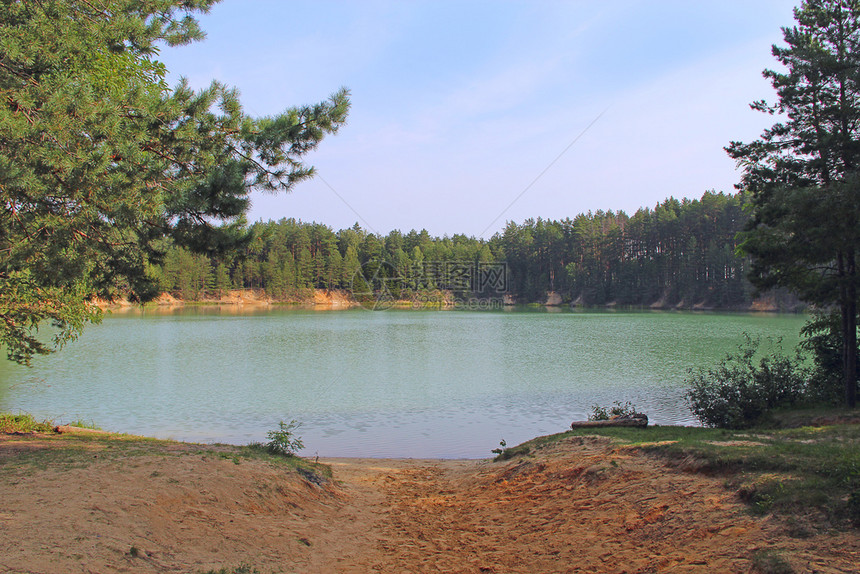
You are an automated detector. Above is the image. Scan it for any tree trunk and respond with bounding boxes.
[842,252,857,409]
[841,250,858,408]
[842,301,857,408]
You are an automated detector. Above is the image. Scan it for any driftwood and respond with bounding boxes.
[571,414,648,429]
[54,425,109,435]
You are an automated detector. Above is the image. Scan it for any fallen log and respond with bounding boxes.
[571,414,648,429]
[54,425,109,435]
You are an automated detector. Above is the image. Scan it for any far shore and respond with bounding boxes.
[92,287,804,313]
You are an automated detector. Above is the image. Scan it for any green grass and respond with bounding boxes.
[0,432,175,475]
[639,425,860,525]
[0,413,332,485]
[0,435,332,485]
[65,419,101,430]
[762,404,860,428]
[496,416,860,530]
[0,436,331,480]
[0,412,55,433]
[492,425,737,461]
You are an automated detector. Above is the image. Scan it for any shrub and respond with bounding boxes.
[264,420,304,456]
[685,335,808,429]
[589,401,639,421]
[490,439,507,456]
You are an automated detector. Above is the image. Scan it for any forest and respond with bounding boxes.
[153,190,769,308]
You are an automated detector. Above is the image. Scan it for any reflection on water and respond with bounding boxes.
[0,307,806,458]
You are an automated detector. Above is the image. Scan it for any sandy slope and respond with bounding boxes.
[0,434,856,573]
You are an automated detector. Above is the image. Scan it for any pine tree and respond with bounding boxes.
[727,0,860,406]
[263,252,285,297]
[342,245,362,289]
[0,0,349,363]
[326,248,344,290]
[214,262,231,297]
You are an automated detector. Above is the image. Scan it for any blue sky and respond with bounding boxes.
[158,0,798,238]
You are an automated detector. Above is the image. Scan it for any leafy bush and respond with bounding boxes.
[685,335,808,429]
[589,401,639,421]
[490,439,507,456]
[263,420,304,456]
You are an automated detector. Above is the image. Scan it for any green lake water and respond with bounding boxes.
[0,307,807,458]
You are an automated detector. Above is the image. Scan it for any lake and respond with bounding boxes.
[0,307,807,458]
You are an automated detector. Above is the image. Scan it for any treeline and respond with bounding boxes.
[151,191,758,307]
[152,222,497,300]
[500,192,751,306]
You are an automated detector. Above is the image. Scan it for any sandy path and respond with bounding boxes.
[323,438,858,573]
[0,434,857,573]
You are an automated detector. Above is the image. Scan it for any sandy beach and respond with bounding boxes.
[0,432,857,573]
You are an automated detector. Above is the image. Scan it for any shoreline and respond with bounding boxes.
[94,287,805,314]
[1,425,856,573]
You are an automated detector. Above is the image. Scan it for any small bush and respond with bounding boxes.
[589,401,639,421]
[264,420,304,456]
[685,335,808,429]
[490,439,507,456]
